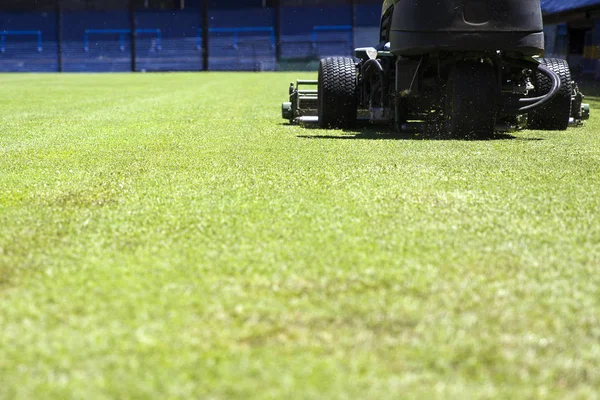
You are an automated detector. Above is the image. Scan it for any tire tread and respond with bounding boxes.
[444,61,497,139]
[318,57,358,128]
[528,58,572,131]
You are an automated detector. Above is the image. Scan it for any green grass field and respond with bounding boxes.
[1,72,599,399]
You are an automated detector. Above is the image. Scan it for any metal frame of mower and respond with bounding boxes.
[282,0,590,138]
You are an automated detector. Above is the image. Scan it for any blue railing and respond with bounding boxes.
[311,25,353,49]
[84,28,162,52]
[198,26,275,50]
[0,30,43,53]
[0,11,359,72]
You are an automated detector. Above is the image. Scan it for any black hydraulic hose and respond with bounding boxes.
[362,59,388,106]
[362,59,385,84]
[517,65,561,104]
[501,62,561,113]
[362,58,384,78]
[516,65,561,112]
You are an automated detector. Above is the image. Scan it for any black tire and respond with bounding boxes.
[318,57,358,128]
[528,58,572,131]
[444,61,498,139]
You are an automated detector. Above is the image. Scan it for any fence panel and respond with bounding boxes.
[208,8,276,71]
[0,12,58,72]
[354,4,381,48]
[0,5,379,73]
[136,10,203,72]
[62,11,131,72]
[280,6,353,63]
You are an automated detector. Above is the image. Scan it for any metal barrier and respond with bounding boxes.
[311,25,353,49]
[84,28,162,52]
[0,30,43,53]
[0,12,359,72]
[197,26,276,50]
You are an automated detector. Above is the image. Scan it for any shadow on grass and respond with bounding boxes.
[285,76,597,142]
[295,124,544,142]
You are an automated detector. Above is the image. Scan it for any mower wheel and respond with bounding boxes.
[444,61,498,139]
[528,58,572,131]
[318,57,358,128]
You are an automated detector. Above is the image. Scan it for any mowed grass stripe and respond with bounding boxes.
[0,73,599,399]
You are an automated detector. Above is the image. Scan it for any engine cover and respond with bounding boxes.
[389,0,544,56]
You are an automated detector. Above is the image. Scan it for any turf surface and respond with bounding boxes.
[1,72,599,398]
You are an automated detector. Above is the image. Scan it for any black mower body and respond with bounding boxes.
[283,0,590,137]
[388,0,544,56]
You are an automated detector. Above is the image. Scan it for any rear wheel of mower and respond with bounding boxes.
[528,58,572,131]
[444,61,498,139]
[318,57,358,128]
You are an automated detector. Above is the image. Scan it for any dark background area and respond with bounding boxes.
[0,0,383,72]
[1,0,599,75]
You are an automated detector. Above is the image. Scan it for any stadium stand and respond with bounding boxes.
[1,0,599,75]
[0,1,381,72]
[0,12,58,72]
[542,0,600,78]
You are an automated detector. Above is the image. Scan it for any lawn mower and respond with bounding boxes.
[282,0,590,138]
